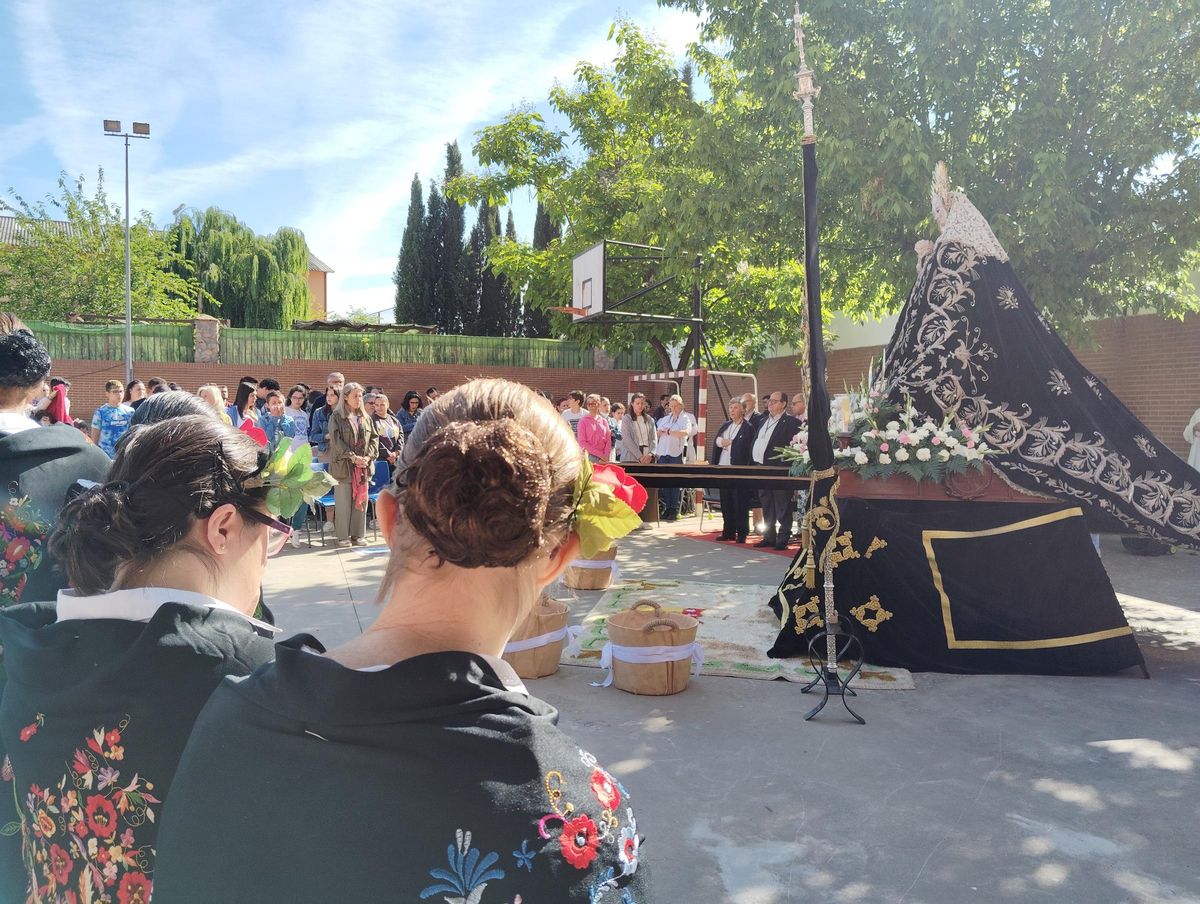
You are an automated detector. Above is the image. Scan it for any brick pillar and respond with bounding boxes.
[193,315,221,364]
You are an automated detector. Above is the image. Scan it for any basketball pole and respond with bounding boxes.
[690,255,703,431]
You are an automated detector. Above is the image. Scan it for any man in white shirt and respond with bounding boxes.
[655,394,696,521]
[751,391,803,549]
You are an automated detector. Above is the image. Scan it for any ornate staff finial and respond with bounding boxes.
[793,2,820,142]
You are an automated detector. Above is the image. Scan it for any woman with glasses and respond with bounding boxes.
[0,415,285,904]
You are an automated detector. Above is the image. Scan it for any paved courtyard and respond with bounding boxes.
[263,522,1200,904]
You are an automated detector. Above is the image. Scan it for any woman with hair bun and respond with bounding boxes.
[0,415,286,903]
[154,378,650,902]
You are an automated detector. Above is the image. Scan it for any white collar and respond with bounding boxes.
[56,587,282,635]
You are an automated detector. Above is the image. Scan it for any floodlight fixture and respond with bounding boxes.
[132,122,149,136]
[103,119,121,133]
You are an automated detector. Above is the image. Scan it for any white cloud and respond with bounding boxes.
[7,0,703,320]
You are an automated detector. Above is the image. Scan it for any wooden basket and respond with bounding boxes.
[502,597,571,679]
[606,600,700,696]
[563,544,618,590]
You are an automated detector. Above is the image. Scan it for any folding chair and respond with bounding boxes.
[699,489,722,532]
[365,460,391,542]
[306,462,336,548]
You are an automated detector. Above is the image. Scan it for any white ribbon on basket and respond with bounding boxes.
[592,641,705,688]
[567,558,622,583]
[504,625,583,657]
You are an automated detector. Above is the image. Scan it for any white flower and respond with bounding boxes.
[916,447,931,462]
[944,435,959,447]
[937,450,950,462]
[853,451,869,466]
[895,448,910,462]
[878,453,891,465]
[885,421,900,432]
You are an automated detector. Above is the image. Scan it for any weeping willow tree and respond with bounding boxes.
[170,208,312,328]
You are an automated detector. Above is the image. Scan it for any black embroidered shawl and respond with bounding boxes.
[878,192,1200,549]
[152,637,649,903]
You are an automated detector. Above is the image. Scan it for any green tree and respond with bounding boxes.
[438,142,470,333]
[664,0,1200,334]
[170,208,312,329]
[522,199,559,337]
[0,170,206,321]
[393,173,426,324]
[422,181,446,327]
[472,203,508,335]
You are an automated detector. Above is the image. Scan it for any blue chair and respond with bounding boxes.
[366,460,391,541]
[306,462,336,548]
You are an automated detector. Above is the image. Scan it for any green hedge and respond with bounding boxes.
[25,321,194,363]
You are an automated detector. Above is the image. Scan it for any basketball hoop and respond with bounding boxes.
[548,306,589,316]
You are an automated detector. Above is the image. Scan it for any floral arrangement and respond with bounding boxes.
[781,389,995,483]
[572,458,648,557]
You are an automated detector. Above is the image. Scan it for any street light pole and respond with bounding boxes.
[103,120,150,386]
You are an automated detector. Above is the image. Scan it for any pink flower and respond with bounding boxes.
[962,427,973,438]
[898,432,911,445]
[869,390,880,398]
[966,440,976,449]
[931,436,942,445]
[879,442,889,452]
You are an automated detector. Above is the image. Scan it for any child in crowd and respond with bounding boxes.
[90,378,135,456]
[260,389,297,454]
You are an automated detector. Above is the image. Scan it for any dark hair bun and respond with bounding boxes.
[403,420,553,568]
[49,482,147,595]
[0,330,51,387]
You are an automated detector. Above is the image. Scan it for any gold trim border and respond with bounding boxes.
[922,507,1134,650]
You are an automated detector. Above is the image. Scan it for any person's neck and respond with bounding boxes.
[113,555,252,616]
[329,566,524,668]
[731,417,743,425]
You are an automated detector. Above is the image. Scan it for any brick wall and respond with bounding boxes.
[49,359,643,424]
[752,312,1200,460]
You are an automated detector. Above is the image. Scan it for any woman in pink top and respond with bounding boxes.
[577,393,612,462]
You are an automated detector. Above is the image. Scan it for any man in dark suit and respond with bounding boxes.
[751,390,802,549]
[741,392,765,431]
[710,398,756,542]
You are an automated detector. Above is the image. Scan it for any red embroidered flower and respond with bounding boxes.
[96,846,110,865]
[117,872,152,904]
[85,794,118,840]
[590,768,621,810]
[72,749,90,776]
[6,537,30,565]
[104,729,121,747]
[559,814,599,869]
[589,464,648,514]
[19,721,39,742]
[48,843,72,885]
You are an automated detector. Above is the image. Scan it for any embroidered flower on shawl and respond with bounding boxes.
[1134,435,1158,459]
[18,720,159,901]
[1047,369,1072,396]
[996,286,1019,310]
[560,814,600,869]
[617,811,640,876]
[590,769,621,811]
[513,838,536,871]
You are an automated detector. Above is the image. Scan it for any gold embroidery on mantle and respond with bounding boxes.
[864,536,888,559]
[792,596,825,633]
[829,532,860,569]
[850,596,893,633]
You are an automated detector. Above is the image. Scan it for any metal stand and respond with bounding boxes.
[801,626,866,724]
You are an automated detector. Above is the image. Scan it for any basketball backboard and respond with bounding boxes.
[571,242,606,321]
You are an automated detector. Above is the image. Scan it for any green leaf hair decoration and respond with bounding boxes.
[247,442,337,519]
[570,456,647,558]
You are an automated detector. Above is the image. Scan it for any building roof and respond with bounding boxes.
[0,215,332,274]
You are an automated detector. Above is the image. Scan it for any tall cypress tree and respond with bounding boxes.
[393,174,425,323]
[463,211,485,335]
[472,202,505,335]
[525,199,559,337]
[438,142,468,333]
[422,181,446,327]
[500,210,520,336]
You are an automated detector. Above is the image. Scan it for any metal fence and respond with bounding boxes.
[220,328,655,370]
[25,321,194,363]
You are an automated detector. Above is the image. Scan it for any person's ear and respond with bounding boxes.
[203,503,242,557]
[537,532,580,587]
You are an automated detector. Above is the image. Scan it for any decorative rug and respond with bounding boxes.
[559,579,915,689]
[672,530,798,557]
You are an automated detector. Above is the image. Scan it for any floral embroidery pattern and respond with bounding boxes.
[0,492,50,607]
[18,717,159,904]
[1047,369,1072,396]
[420,828,505,903]
[512,839,535,872]
[19,714,43,743]
[996,286,1019,310]
[1134,435,1158,459]
[534,751,641,898]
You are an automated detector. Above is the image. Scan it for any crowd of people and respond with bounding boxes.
[0,315,648,901]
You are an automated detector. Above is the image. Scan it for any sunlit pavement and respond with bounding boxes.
[263,525,1200,904]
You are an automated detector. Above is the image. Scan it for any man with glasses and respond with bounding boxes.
[751,391,803,549]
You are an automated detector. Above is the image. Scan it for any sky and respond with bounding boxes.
[0,0,703,319]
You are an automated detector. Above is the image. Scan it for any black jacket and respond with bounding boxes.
[153,637,649,902]
[0,424,111,605]
[0,601,276,902]
[754,413,803,465]
[709,418,755,466]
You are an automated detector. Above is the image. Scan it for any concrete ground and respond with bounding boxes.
[264,521,1200,904]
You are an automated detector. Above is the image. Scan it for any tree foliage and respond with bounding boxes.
[0,171,205,321]
[393,173,427,324]
[169,207,312,329]
[452,2,1200,361]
